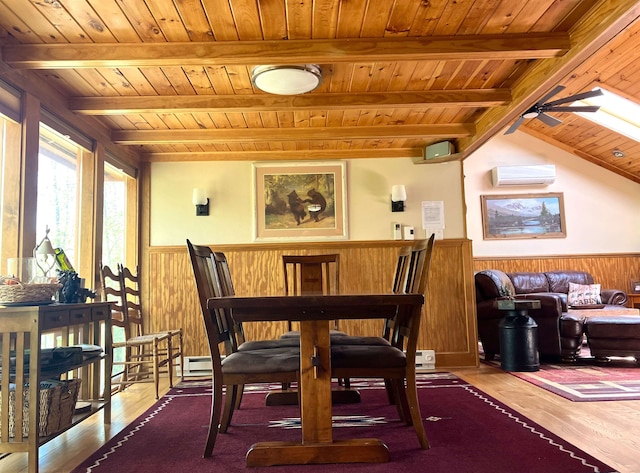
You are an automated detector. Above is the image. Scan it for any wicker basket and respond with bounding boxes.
[0,378,81,437]
[0,282,61,304]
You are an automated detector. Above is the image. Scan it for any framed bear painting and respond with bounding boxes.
[253,161,348,241]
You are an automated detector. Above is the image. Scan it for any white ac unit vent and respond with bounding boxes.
[491,165,556,187]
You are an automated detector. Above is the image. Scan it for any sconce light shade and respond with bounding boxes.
[192,188,210,216]
[391,185,407,212]
[251,65,322,95]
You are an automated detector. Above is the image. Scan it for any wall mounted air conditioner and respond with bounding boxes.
[491,165,556,187]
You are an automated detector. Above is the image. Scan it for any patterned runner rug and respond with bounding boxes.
[483,354,640,402]
[72,373,615,473]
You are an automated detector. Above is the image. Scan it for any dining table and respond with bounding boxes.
[207,292,424,467]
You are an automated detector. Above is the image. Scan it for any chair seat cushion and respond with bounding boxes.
[330,345,406,369]
[329,334,391,346]
[222,348,299,374]
[238,338,300,351]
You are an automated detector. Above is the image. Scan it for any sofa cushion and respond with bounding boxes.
[545,271,594,293]
[567,282,602,306]
[508,272,549,294]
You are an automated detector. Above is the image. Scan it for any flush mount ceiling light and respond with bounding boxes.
[251,64,322,95]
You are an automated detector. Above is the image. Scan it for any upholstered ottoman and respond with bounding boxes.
[584,316,640,362]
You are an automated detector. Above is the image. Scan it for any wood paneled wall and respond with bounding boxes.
[473,254,640,298]
[143,239,479,369]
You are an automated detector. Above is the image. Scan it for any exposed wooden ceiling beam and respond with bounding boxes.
[457,0,640,158]
[112,124,473,144]
[69,89,511,115]
[2,34,570,69]
[143,148,424,162]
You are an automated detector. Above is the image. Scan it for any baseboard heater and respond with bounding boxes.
[181,350,436,376]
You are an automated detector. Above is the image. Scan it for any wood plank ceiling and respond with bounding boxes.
[1,0,640,183]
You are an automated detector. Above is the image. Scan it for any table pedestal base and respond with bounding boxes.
[265,388,361,406]
[245,438,389,466]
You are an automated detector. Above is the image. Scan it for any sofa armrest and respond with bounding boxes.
[514,293,564,316]
[601,289,627,306]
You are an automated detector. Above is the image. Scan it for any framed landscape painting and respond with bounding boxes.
[481,193,566,240]
[254,161,347,241]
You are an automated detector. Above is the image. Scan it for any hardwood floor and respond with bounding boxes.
[2,364,639,473]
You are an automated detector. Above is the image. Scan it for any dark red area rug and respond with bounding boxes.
[72,374,616,473]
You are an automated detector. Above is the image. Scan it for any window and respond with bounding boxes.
[576,87,640,142]
[102,162,127,268]
[37,123,80,268]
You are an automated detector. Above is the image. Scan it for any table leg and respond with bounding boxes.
[245,319,388,466]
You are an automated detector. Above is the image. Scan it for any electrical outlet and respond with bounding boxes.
[415,349,436,370]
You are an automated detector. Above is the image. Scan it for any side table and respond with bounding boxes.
[495,299,541,372]
[627,293,640,309]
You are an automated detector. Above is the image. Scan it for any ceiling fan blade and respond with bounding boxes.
[544,105,601,113]
[504,116,525,134]
[536,112,563,127]
[543,88,604,107]
[534,85,566,106]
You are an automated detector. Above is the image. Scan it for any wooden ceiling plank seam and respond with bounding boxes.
[284,0,312,40]
[455,0,502,35]
[311,0,339,38]
[256,0,286,40]
[551,0,600,33]
[408,0,449,37]
[199,0,239,41]
[115,1,167,42]
[1,0,70,44]
[172,0,216,42]
[383,0,420,38]
[85,0,143,42]
[360,0,395,37]
[0,34,573,68]
[228,0,264,40]
[112,68,160,96]
[50,0,118,43]
[479,0,526,34]
[433,0,475,36]
[224,64,253,95]
[532,0,587,33]
[136,67,179,96]
[160,66,198,94]
[182,65,215,94]
[144,0,192,41]
[335,0,368,38]
[504,0,557,34]
[366,61,396,91]
[0,3,43,43]
[97,68,143,96]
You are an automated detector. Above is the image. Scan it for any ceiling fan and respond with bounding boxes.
[505,85,603,134]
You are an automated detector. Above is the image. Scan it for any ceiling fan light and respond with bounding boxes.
[251,65,322,95]
[522,111,539,119]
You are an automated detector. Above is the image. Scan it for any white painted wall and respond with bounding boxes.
[464,132,640,256]
[150,158,466,246]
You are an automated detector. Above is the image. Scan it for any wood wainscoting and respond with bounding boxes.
[143,239,479,369]
[473,254,640,298]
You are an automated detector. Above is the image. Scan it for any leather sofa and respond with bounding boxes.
[475,269,628,361]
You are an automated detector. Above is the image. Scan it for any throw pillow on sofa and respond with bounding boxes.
[568,282,602,306]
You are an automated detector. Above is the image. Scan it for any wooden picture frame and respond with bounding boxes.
[253,161,347,241]
[631,280,640,294]
[480,193,566,240]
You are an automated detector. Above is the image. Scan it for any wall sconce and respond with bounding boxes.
[391,185,407,212]
[192,188,210,216]
[33,225,57,278]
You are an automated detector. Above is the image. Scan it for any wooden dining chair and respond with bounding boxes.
[186,239,300,457]
[99,263,184,399]
[329,235,436,449]
[282,254,341,332]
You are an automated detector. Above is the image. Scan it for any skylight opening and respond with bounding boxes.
[576,87,640,143]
